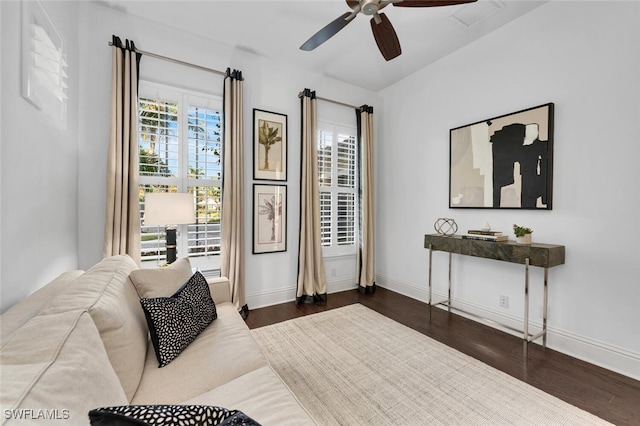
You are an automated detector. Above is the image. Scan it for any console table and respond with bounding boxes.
[424,234,565,357]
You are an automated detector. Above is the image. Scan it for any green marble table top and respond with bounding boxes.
[424,234,565,268]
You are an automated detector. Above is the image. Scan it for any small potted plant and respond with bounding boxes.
[513,224,533,244]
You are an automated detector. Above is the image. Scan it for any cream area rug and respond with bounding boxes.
[251,304,611,426]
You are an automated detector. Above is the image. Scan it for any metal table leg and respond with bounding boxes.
[524,258,530,359]
[428,244,433,322]
[447,252,452,313]
[543,267,548,348]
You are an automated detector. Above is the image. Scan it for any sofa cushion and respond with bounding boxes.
[0,270,84,340]
[0,311,128,425]
[40,255,147,401]
[183,366,317,426]
[130,257,192,299]
[131,304,269,404]
[207,277,232,305]
[88,405,260,426]
[140,272,217,367]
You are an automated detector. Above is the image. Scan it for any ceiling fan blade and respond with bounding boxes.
[300,12,355,51]
[346,0,359,9]
[393,0,477,7]
[370,13,402,61]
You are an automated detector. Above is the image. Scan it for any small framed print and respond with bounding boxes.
[253,109,287,181]
[253,184,287,254]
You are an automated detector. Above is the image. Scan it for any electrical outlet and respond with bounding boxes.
[331,268,336,277]
[499,295,509,308]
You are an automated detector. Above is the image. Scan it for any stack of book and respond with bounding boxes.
[461,229,508,242]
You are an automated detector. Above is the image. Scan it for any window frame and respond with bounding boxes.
[138,81,223,272]
[317,120,359,258]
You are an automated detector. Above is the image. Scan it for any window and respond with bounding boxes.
[317,122,358,256]
[138,82,222,272]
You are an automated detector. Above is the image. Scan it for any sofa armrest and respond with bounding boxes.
[207,277,231,305]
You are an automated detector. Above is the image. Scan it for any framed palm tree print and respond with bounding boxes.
[253,109,287,181]
[253,184,287,254]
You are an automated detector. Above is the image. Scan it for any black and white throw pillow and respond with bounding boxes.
[88,405,261,426]
[140,271,217,367]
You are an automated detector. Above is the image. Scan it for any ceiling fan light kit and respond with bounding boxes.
[300,0,478,61]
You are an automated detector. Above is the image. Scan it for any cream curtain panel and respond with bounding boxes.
[296,89,327,304]
[221,69,248,317]
[103,36,141,264]
[356,106,375,293]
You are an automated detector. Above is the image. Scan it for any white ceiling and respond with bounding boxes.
[103,0,548,91]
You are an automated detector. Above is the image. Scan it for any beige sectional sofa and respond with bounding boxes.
[0,255,316,425]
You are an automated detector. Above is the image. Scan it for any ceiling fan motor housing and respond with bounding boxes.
[361,0,380,15]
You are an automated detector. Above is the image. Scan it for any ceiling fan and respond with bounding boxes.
[300,0,478,61]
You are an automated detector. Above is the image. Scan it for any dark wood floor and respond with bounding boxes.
[245,287,640,426]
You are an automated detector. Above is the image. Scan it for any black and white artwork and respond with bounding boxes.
[449,103,554,209]
[252,184,287,254]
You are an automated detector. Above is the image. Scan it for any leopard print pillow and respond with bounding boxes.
[88,404,261,426]
[140,271,217,367]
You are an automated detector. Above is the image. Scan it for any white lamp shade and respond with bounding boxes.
[144,193,196,226]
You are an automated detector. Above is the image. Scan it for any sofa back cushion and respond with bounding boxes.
[40,255,147,401]
[130,258,233,305]
[0,311,128,424]
[129,257,193,298]
[0,270,84,340]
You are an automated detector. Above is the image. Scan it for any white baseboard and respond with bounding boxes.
[327,278,359,294]
[247,278,358,310]
[376,273,640,381]
[246,286,297,310]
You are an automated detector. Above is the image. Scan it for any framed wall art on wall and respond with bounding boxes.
[253,109,287,181]
[253,184,287,254]
[449,103,554,209]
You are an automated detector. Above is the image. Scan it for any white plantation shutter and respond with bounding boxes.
[320,192,332,247]
[139,98,179,177]
[337,134,356,246]
[138,82,222,271]
[317,123,357,255]
[318,130,332,186]
[187,104,222,181]
[186,101,222,259]
[337,134,356,188]
[337,193,355,245]
[318,129,333,248]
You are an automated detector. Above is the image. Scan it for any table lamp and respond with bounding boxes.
[144,192,195,264]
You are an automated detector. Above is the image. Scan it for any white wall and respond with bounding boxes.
[377,1,640,379]
[1,0,4,310]
[76,3,379,309]
[1,1,80,313]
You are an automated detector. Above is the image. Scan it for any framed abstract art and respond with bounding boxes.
[449,103,554,209]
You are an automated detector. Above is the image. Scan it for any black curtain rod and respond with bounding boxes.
[107,40,226,77]
[319,96,359,110]
[298,91,359,110]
